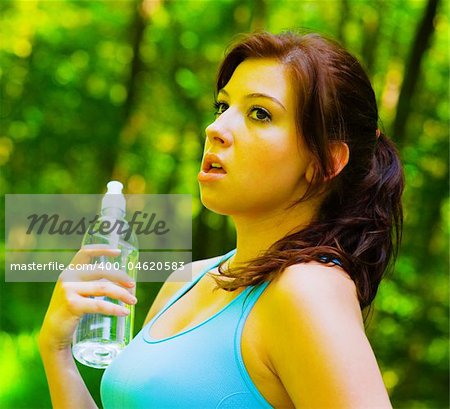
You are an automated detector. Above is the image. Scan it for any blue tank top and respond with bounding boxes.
[101,249,273,408]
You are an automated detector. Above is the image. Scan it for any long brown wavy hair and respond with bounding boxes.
[210,32,404,311]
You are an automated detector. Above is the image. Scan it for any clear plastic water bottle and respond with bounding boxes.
[72,181,138,369]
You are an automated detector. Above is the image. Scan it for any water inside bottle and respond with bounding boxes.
[72,340,124,369]
[72,243,139,368]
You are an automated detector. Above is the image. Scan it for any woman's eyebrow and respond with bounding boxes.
[245,93,287,111]
[218,89,287,111]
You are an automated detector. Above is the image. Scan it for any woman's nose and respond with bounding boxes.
[205,116,233,147]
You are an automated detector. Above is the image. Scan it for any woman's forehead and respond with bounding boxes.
[220,58,292,106]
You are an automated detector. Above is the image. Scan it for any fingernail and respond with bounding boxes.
[129,296,138,304]
[121,308,130,315]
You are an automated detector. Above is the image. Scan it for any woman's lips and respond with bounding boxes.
[197,168,227,182]
[199,152,227,182]
[202,153,226,173]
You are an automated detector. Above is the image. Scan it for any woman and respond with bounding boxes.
[39,32,403,408]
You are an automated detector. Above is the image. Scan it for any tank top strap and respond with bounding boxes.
[240,280,271,316]
[233,280,272,407]
[319,255,342,267]
[153,248,237,321]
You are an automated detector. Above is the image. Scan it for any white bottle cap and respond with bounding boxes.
[101,180,126,212]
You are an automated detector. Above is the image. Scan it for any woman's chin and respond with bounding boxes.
[200,200,232,216]
[199,194,237,216]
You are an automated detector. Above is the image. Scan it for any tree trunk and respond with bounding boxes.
[360,0,383,74]
[110,0,157,181]
[123,2,148,120]
[392,0,439,145]
[336,0,350,46]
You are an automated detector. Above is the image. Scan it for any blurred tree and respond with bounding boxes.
[393,0,440,146]
[0,0,448,408]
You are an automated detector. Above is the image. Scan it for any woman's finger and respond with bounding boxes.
[69,294,131,317]
[76,281,138,305]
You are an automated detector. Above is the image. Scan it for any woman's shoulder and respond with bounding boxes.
[257,262,390,408]
[142,254,224,327]
[272,261,358,302]
[259,261,363,333]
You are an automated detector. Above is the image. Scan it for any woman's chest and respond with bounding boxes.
[149,275,294,408]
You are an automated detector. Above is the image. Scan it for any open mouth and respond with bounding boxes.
[198,158,227,182]
[205,162,226,174]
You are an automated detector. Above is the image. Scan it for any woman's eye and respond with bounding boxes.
[214,101,228,117]
[249,107,271,122]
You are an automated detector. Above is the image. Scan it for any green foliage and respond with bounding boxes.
[1,0,448,408]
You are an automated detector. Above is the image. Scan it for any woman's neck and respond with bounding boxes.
[229,201,317,267]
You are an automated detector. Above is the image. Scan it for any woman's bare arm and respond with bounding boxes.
[39,344,98,409]
[264,262,392,409]
[39,247,136,409]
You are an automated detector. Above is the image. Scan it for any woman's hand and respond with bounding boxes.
[39,247,137,352]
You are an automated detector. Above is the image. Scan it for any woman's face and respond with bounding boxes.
[198,58,314,217]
